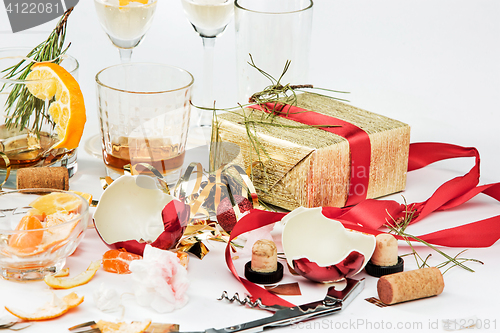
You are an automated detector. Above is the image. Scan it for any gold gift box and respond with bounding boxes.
[213,93,411,210]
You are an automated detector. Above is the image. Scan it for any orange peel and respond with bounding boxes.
[96,319,152,333]
[44,260,101,289]
[4,292,83,321]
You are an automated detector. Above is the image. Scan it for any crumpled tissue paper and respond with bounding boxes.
[93,283,122,312]
[129,245,189,313]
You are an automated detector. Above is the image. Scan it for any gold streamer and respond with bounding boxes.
[0,152,11,191]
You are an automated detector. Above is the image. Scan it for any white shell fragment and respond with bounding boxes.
[281,207,376,269]
[94,175,173,244]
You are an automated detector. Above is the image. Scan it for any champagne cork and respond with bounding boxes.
[377,267,445,305]
[16,167,69,190]
[245,239,283,284]
[372,233,399,266]
[251,239,278,273]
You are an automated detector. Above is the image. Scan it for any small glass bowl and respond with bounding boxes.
[0,189,89,281]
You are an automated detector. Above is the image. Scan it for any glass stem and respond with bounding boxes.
[199,36,216,127]
[119,48,133,63]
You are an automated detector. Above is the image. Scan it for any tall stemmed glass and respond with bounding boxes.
[94,0,158,63]
[181,0,234,127]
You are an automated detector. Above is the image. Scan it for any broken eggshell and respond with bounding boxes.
[94,175,189,255]
[281,207,376,283]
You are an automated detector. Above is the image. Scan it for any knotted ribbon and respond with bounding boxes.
[248,103,371,206]
[226,104,500,307]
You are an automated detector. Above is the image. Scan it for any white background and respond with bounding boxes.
[1,1,500,332]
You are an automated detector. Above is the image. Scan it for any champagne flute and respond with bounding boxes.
[94,0,158,63]
[181,0,234,127]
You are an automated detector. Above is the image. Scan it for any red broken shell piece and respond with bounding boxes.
[216,195,253,233]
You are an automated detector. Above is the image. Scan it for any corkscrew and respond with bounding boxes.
[178,278,365,333]
[217,291,288,312]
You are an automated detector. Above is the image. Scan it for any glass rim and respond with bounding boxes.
[0,188,89,233]
[235,0,313,14]
[95,62,195,95]
[94,0,158,7]
[0,47,79,85]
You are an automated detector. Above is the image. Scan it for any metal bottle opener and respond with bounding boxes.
[180,278,365,333]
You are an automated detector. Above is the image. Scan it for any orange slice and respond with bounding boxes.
[70,190,93,206]
[96,319,152,333]
[29,192,83,216]
[119,0,149,6]
[26,62,86,150]
[8,215,44,253]
[102,249,143,274]
[44,260,100,289]
[5,292,83,321]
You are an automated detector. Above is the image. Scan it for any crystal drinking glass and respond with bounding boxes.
[0,47,79,189]
[94,0,158,63]
[181,0,234,127]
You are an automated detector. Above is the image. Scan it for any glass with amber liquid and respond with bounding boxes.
[96,63,194,184]
[0,48,79,188]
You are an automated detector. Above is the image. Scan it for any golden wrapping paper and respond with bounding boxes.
[213,93,411,210]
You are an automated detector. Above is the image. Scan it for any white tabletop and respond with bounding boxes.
[1,1,500,332]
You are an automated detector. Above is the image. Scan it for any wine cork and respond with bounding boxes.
[251,239,278,273]
[372,233,398,266]
[377,267,444,305]
[17,167,69,190]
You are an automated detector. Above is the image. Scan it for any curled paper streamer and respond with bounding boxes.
[173,162,260,221]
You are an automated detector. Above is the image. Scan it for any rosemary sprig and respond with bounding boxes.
[208,56,348,185]
[385,198,483,274]
[1,8,73,134]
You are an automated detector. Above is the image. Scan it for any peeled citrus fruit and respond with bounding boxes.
[96,319,152,333]
[102,249,143,274]
[29,192,83,216]
[8,215,44,253]
[5,292,83,321]
[44,260,101,289]
[26,62,86,150]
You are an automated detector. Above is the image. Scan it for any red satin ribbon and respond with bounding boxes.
[225,142,500,307]
[248,103,371,206]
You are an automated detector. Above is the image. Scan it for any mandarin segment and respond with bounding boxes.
[102,249,143,274]
[8,216,44,252]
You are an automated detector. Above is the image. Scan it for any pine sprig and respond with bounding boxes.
[207,56,348,184]
[1,8,73,134]
[385,198,483,274]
